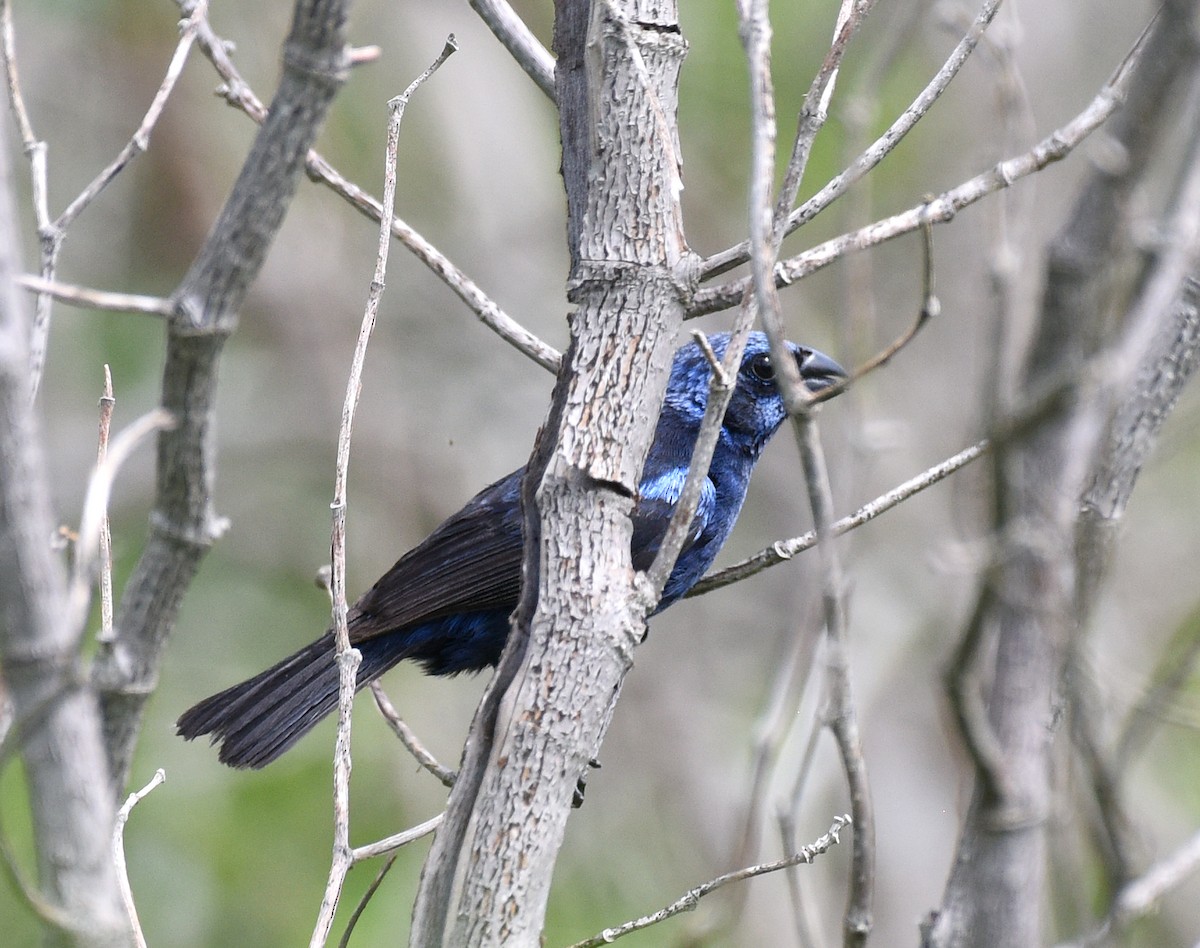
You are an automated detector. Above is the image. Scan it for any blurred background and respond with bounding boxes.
[3,0,1198,945]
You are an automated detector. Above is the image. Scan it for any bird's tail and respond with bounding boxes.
[176,632,408,769]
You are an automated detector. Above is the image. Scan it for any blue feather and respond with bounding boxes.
[178,332,844,767]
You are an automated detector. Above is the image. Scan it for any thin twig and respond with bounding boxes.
[337,855,398,948]
[689,50,1134,318]
[335,813,444,948]
[113,769,166,948]
[566,815,851,948]
[470,0,555,99]
[59,2,206,232]
[1117,602,1200,769]
[796,416,875,947]
[1056,829,1200,948]
[311,39,456,948]
[350,811,445,863]
[702,0,1003,280]
[744,0,873,416]
[96,367,116,644]
[643,322,750,600]
[845,210,939,380]
[67,409,176,641]
[772,0,879,254]
[690,439,988,595]
[736,2,876,942]
[15,274,174,317]
[15,1,206,400]
[0,0,36,149]
[778,702,833,947]
[806,209,940,407]
[182,2,561,374]
[368,682,456,788]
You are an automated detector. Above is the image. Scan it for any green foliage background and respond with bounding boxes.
[2,1,1197,945]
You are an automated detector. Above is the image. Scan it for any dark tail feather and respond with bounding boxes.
[177,632,408,769]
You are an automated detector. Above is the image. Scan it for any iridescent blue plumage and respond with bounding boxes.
[177,332,844,767]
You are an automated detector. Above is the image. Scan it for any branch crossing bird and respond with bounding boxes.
[177,332,845,768]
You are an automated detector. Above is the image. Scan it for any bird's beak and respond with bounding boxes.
[797,348,847,393]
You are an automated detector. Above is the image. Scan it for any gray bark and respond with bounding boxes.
[90,0,352,797]
[0,123,129,945]
[926,3,1200,945]
[409,2,696,944]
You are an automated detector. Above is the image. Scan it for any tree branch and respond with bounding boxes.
[470,0,555,99]
[183,1,561,374]
[927,4,1200,944]
[112,769,165,948]
[567,814,851,948]
[410,2,695,941]
[701,0,1002,281]
[4,0,206,400]
[690,52,1135,319]
[0,110,128,946]
[92,0,354,798]
[312,39,455,944]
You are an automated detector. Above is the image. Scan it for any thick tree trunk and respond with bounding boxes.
[0,123,129,946]
[410,3,696,944]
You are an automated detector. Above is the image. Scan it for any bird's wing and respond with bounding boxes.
[348,469,525,641]
[630,468,717,573]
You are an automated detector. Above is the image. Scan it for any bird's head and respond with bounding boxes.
[663,331,846,457]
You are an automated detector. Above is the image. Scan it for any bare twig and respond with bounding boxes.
[67,408,176,642]
[330,813,444,948]
[0,0,36,150]
[113,769,166,948]
[58,2,205,232]
[96,367,116,644]
[368,681,456,788]
[182,2,561,374]
[689,437,987,586]
[747,0,873,415]
[7,1,206,400]
[846,211,940,381]
[337,856,398,948]
[702,0,1003,280]
[15,275,174,317]
[1117,601,1200,769]
[773,0,879,250]
[736,2,877,942]
[470,0,555,99]
[643,321,752,601]
[1112,831,1200,929]
[796,415,875,947]
[311,39,456,948]
[331,812,443,948]
[806,210,940,407]
[567,815,851,948]
[689,52,1134,318]
[350,811,445,863]
[778,708,834,947]
[1057,829,1200,948]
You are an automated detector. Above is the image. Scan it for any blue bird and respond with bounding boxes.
[177,332,844,768]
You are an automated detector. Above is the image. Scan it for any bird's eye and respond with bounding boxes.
[747,353,774,383]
